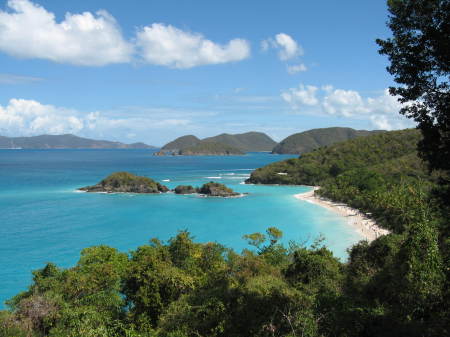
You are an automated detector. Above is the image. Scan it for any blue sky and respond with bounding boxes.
[0,0,414,145]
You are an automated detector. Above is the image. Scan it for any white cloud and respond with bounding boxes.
[322,88,368,117]
[281,84,319,108]
[0,98,193,141]
[0,1,250,68]
[0,98,84,135]
[287,63,307,75]
[136,23,250,68]
[281,85,415,130]
[0,0,133,66]
[261,33,302,60]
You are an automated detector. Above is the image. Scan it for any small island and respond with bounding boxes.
[79,172,169,193]
[174,185,197,194]
[197,182,240,197]
[79,172,241,197]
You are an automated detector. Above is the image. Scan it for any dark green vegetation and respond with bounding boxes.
[2,1,449,336]
[0,229,341,337]
[197,182,239,197]
[173,185,197,194]
[376,0,450,203]
[79,173,240,197]
[203,132,277,152]
[161,132,276,153]
[247,129,440,232]
[79,172,169,193]
[179,142,244,156]
[0,134,155,149]
[174,183,239,197]
[247,129,424,186]
[1,219,447,337]
[272,127,380,154]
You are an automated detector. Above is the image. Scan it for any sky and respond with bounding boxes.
[0,0,415,146]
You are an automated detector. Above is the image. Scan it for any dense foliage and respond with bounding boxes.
[173,185,197,194]
[2,1,449,335]
[1,221,447,337]
[179,141,244,155]
[197,182,239,197]
[376,0,450,194]
[80,172,169,193]
[247,129,424,185]
[272,127,379,154]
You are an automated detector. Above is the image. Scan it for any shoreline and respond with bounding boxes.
[294,187,390,242]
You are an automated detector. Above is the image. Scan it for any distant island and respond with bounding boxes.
[79,172,240,197]
[159,128,381,156]
[161,131,276,154]
[0,134,155,149]
[271,127,381,154]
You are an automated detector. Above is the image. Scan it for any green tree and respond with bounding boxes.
[376,0,450,193]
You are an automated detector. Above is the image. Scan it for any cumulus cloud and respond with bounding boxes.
[136,23,250,69]
[262,33,302,60]
[287,63,307,74]
[281,84,319,108]
[0,98,84,135]
[0,98,192,140]
[0,0,250,68]
[0,0,133,66]
[281,85,414,130]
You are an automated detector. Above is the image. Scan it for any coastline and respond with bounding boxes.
[294,187,390,242]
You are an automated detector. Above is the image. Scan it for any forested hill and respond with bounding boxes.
[0,134,155,149]
[248,129,424,186]
[161,132,277,152]
[161,135,201,151]
[272,127,381,154]
[202,132,277,152]
[179,141,244,155]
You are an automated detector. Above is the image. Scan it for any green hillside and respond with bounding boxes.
[0,134,155,149]
[202,131,277,151]
[247,129,443,234]
[272,127,380,154]
[179,141,244,155]
[2,129,448,336]
[161,135,201,151]
[248,129,423,185]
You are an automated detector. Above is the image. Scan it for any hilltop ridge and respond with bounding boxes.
[272,127,381,154]
[161,131,276,153]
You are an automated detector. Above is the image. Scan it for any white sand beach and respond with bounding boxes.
[294,187,390,242]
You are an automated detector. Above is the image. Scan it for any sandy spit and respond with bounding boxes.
[294,187,390,242]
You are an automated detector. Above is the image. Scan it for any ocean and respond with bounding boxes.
[0,149,362,308]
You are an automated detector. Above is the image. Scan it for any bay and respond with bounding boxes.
[0,149,362,307]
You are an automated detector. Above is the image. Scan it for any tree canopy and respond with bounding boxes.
[376,0,450,190]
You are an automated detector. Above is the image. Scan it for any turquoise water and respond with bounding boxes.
[0,150,362,308]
